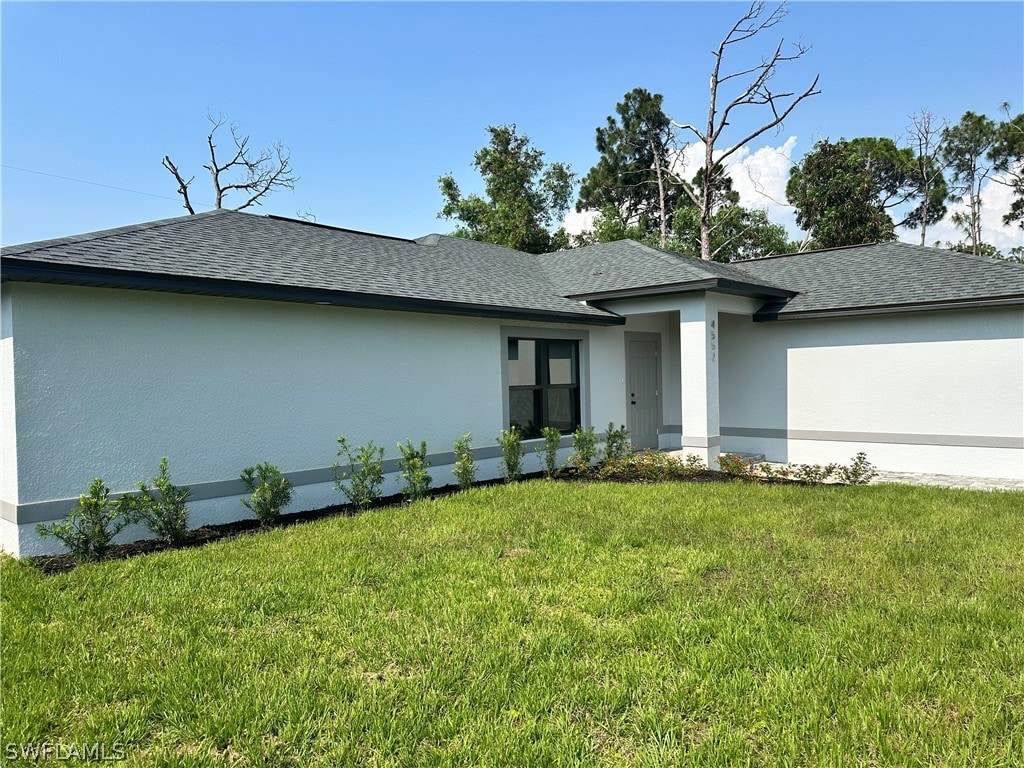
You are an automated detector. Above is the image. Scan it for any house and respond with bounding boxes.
[2,209,1022,557]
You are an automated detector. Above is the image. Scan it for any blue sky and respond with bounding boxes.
[3,1,1023,250]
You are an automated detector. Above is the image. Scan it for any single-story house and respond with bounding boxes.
[2,209,1022,557]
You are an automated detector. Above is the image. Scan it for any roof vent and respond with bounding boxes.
[417,234,441,247]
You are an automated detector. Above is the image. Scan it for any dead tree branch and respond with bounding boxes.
[669,1,820,259]
[161,113,298,214]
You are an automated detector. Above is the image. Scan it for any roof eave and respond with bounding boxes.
[567,277,796,303]
[1,260,626,327]
[753,295,1024,322]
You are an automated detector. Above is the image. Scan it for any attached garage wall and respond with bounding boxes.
[718,307,1024,479]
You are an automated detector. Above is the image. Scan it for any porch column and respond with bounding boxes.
[679,295,721,467]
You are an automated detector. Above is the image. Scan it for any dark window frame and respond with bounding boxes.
[507,337,580,438]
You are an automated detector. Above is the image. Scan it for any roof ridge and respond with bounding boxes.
[264,214,416,243]
[2,209,231,255]
[740,241,882,262]
[428,234,541,258]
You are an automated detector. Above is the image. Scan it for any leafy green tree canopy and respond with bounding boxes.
[438,125,575,254]
[670,204,791,262]
[577,87,688,247]
[786,137,935,248]
[989,111,1024,228]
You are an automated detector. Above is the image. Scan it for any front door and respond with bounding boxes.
[626,338,660,450]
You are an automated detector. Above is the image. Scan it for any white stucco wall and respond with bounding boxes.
[718,307,1024,478]
[1,283,616,556]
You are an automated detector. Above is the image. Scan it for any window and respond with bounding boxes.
[507,338,580,438]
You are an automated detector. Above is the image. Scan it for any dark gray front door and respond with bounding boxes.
[627,339,660,449]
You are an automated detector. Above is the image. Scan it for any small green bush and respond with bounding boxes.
[792,462,840,484]
[596,449,685,482]
[334,436,387,510]
[682,453,707,476]
[397,440,432,501]
[537,426,562,478]
[241,463,294,525]
[570,426,597,472]
[839,452,878,485]
[498,427,525,482]
[123,457,191,545]
[452,433,476,490]
[717,453,752,479]
[601,423,631,462]
[37,478,136,561]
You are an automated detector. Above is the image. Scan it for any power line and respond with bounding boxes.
[1,164,214,208]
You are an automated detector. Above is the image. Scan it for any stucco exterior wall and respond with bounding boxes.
[1,284,610,556]
[718,307,1024,478]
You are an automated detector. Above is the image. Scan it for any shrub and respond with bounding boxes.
[124,457,192,545]
[717,453,752,479]
[497,427,525,482]
[334,436,386,510]
[752,462,793,481]
[452,433,476,490]
[839,452,878,485]
[37,478,136,561]
[570,426,597,472]
[537,426,562,478]
[792,462,839,485]
[397,440,432,501]
[602,423,631,462]
[241,462,294,525]
[597,449,683,482]
[682,453,707,477]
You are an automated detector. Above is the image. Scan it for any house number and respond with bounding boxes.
[710,319,717,362]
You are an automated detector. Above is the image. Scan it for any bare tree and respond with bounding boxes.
[161,114,297,215]
[671,1,820,260]
[903,109,949,246]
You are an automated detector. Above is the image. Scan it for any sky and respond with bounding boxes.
[3,1,1023,253]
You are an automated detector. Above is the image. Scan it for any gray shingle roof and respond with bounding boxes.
[1,210,619,324]
[4,212,1022,322]
[732,241,1024,319]
[535,240,792,298]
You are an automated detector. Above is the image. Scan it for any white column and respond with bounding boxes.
[679,294,721,467]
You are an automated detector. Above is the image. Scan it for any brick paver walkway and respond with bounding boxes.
[869,470,1023,492]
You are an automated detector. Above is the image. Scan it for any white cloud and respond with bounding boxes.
[562,207,598,238]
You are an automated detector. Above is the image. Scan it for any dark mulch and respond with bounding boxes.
[27,468,783,576]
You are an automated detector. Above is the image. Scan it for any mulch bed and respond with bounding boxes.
[27,468,792,576]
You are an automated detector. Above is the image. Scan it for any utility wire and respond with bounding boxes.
[2,164,215,209]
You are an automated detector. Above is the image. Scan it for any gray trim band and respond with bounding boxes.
[681,435,721,449]
[3,436,584,525]
[721,426,1024,449]
[661,424,682,433]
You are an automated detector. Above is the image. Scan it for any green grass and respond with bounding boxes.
[2,482,1022,766]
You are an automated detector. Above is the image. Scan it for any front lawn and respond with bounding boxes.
[2,482,1021,766]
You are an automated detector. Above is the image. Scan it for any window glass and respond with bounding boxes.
[544,389,576,432]
[507,337,581,436]
[507,339,536,386]
[547,340,576,385]
[509,389,541,437]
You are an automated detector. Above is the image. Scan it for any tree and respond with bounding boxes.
[903,109,949,245]
[438,125,575,254]
[670,204,791,261]
[671,1,820,260]
[941,111,998,255]
[786,137,943,248]
[161,114,297,215]
[989,108,1024,228]
[577,87,688,248]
